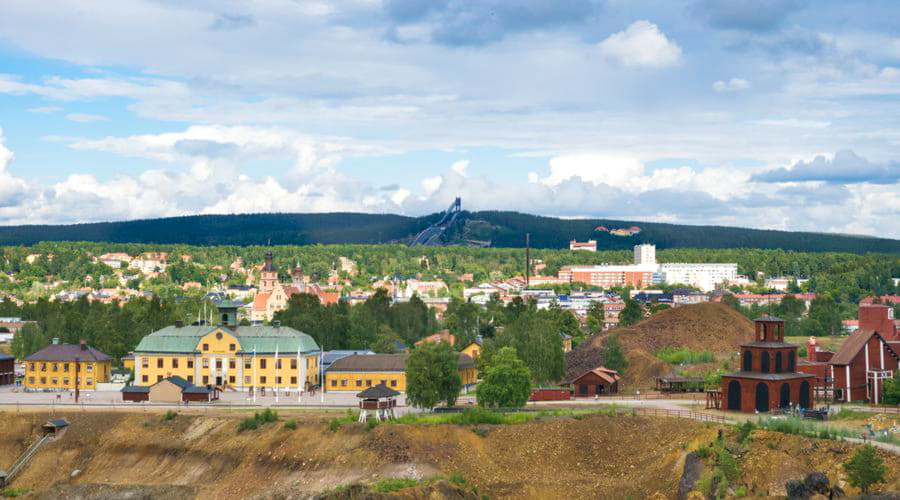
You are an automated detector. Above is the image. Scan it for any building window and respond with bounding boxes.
[86,378,93,385]
[229,359,236,369]
[216,332,223,340]
[244,376,250,384]
[63,378,69,385]
[41,363,46,372]
[291,359,297,369]
[28,377,34,385]
[157,358,163,368]
[331,379,337,387]
[244,359,251,369]
[341,379,347,387]
[172,358,179,369]
[203,375,209,384]
[215,359,222,370]
[141,357,149,368]
[276,359,282,369]
[187,376,194,383]
[202,358,209,368]
[40,377,46,384]
[390,380,397,387]
[290,376,297,384]
[63,363,69,372]
[157,375,163,382]
[203,343,209,351]
[380,379,386,386]
[366,379,372,387]
[142,375,148,383]
[52,377,58,385]
[260,359,267,369]
[86,364,93,373]
[52,363,58,372]
[229,344,236,351]
[229,376,235,384]
[356,379,362,387]
[188,359,194,368]
[260,376,267,384]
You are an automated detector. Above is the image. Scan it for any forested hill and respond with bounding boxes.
[0,211,897,253]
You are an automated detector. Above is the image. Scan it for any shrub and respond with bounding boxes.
[366,419,379,431]
[238,408,279,432]
[2,488,30,498]
[259,408,278,423]
[283,419,297,430]
[736,421,755,443]
[238,417,259,432]
[844,445,886,494]
[161,410,177,422]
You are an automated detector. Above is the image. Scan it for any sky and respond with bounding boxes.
[0,0,899,237]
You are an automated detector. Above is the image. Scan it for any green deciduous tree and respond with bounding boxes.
[405,342,462,409]
[477,347,531,409]
[618,299,644,327]
[843,445,886,494]
[602,334,629,374]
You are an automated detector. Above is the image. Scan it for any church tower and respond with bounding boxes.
[259,250,278,294]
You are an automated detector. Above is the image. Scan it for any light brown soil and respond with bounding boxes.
[567,302,754,387]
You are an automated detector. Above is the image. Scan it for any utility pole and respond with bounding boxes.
[525,233,531,288]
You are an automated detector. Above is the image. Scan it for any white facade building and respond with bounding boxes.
[633,244,656,265]
[659,263,738,292]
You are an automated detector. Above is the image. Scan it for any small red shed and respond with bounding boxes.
[565,367,620,397]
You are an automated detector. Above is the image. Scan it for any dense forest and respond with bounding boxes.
[0,210,897,253]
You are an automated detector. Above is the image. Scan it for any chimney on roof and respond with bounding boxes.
[80,339,87,351]
[52,338,59,345]
[175,320,184,328]
[807,336,817,362]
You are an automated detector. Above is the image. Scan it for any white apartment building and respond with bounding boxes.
[634,244,656,265]
[659,263,738,292]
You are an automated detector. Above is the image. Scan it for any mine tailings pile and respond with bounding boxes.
[566,302,754,387]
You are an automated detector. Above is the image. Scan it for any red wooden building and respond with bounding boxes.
[0,354,14,386]
[827,304,899,404]
[721,316,815,412]
[565,367,620,397]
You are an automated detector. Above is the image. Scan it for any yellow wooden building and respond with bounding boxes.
[133,301,321,391]
[461,341,481,359]
[325,353,477,393]
[24,339,112,390]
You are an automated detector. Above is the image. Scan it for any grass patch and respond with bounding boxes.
[2,488,30,498]
[657,347,715,365]
[371,478,419,493]
[238,408,279,432]
[283,418,297,430]
[389,407,613,426]
[161,410,177,422]
[755,416,900,446]
[829,408,870,421]
[327,409,358,432]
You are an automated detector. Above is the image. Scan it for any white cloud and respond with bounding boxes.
[754,119,831,129]
[542,154,645,189]
[27,106,62,114]
[66,112,107,123]
[713,78,751,92]
[597,21,682,68]
[450,160,469,177]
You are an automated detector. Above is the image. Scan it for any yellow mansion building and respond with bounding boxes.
[25,339,112,390]
[133,301,321,391]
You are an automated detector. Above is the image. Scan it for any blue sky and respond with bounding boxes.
[0,0,898,237]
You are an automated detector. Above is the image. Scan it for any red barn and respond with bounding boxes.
[721,316,815,412]
[0,354,14,386]
[565,367,620,396]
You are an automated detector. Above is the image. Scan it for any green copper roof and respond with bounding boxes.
[134,325,320,355]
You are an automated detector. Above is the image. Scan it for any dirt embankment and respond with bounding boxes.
[0,411,704,499]
[567,303,755,387]
[3,411,898,499]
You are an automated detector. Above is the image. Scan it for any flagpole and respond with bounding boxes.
[275,344,279,404]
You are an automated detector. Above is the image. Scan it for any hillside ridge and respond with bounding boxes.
[0,211,897,253]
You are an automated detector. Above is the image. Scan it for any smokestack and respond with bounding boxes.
[80,339,87,351]
[807,336,817,362]
[525,233,530,288]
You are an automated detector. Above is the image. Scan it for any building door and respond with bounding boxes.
[727,380,741,410]
[596,384,604,395]
[779,383,790,408]
[799,381,810,409]
[579,384,588,395]
[216,376,223,386]
[755,383,769,412]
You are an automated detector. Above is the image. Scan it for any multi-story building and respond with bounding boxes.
[569,240,597,252]
[24,339,112,390]
[558,264,657,288]
[133,302,321,391]
[0,353,14,385]
[633,244,656,265]
[659,263,737,292]
[325,353,477,393]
